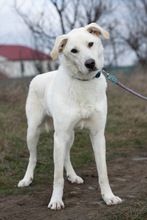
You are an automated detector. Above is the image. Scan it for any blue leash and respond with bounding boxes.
[102,69,147,101]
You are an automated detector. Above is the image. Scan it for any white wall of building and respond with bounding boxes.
[0,57,57,78]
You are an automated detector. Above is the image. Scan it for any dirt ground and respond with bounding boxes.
[0,148,147,220]
[0,75,147,220]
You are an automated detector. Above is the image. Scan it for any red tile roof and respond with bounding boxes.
[0,45,51,61]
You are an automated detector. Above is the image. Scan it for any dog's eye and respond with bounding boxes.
[71,48,78,53]
[88,42,94,48]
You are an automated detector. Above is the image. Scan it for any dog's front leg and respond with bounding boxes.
[90,130,122,205]
[48,131,68,210]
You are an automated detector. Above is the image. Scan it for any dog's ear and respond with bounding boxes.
[86,23,109,39]
[51,35,68,60]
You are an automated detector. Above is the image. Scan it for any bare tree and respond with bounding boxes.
[120,0,147,67]
[13,0,114,64]
[13,0,56,51]
[49,0,114,33]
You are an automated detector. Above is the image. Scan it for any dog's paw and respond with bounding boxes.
[67,174,84,184]
[48,198,65,210]
[102,193,122,205]
[18,178,32,187]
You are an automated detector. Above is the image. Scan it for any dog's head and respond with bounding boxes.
[51,23,109,80]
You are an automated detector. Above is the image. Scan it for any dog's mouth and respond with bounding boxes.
[88,66,97,73]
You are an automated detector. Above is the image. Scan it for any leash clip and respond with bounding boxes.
[102,69,118,84]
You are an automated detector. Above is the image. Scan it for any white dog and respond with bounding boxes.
[18,23,122,210]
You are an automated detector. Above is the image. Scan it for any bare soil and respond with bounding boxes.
[0,149,147,220]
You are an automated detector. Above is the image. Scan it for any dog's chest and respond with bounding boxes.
[74,100,96,130]
[78,102,95,118]
[67,81,103,118]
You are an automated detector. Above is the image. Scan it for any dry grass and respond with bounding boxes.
[0,72,147,179]
[0,70,147,219]
[106,71,147,151]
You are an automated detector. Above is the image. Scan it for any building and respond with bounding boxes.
[0,45,56,77]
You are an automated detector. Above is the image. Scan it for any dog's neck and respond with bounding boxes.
[73,71,101,81]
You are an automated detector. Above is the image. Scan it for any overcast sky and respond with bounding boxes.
[0,0,26,44]
[0,0,126,45]
[0,0,48,45]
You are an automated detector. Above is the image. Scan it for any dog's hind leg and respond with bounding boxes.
[18,94,44,187]
[65,131,84,184]
[18,125,41,187]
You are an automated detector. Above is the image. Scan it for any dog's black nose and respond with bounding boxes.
[85,59,95,69]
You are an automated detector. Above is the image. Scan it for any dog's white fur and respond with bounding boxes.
[18,23,122,210]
